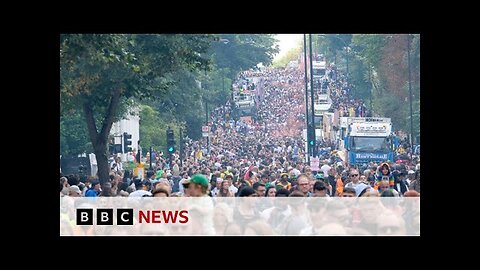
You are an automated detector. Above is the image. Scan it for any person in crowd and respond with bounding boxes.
[344,169,361,189]
[375,162,395,189]
[85,180,101,197]
[409,169,420,193]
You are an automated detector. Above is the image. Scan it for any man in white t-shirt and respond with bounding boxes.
[225,175,238,195]
[320,162,331,177]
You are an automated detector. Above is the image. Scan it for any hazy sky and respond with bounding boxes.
[274,34,303,61]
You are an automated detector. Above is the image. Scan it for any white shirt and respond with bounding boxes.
[320,164,331,176]
[229,185,238,195]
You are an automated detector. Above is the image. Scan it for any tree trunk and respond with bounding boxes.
[82,88,122,185]
[94,142,109,185]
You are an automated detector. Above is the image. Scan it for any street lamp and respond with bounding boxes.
[216,38,230,102]
[407,34,414,154]
[303,34,310,163]
[309,34,316,157]
[204,38,230,154]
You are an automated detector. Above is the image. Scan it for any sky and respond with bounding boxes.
[273,34,303,61]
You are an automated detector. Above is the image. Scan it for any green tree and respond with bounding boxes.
[60,112,91,156]
[211,34,279,80]
[348,34,420,141]
[60,34,213,184]
[139,105,184,154]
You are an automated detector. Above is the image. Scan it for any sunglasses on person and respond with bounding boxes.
[350,174,359,177]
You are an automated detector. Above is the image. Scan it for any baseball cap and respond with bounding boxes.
[190,174,209,188]
[69,185,81,195]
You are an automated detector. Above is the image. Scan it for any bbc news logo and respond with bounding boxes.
[77,209,189,225]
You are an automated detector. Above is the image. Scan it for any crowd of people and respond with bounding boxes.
[60,58,420,235]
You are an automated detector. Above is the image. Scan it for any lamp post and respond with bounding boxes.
[217,39,229,95]
[203,67,210,155]
[309,34,316,158]
[303,34,310,163]
[204,38,230,155]
[407,34,414,154]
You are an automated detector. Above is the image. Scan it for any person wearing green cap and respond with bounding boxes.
[188,174,210,197]
[186,174,215,235]
[156,169,164,179]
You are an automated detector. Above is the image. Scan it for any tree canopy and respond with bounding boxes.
[60,34,214,183]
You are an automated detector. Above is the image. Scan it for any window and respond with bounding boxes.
[351,137,390,152]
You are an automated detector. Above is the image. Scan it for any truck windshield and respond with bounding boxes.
[312,69,325,76]
[351,137,390,152]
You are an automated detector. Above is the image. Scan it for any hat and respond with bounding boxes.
[280,173,289,178]
[354,183,370,197]
[408,170,415,175]
[315,173,324,180]
[190,174,209,188]
[69,185,81,195]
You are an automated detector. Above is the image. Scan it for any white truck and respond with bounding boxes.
[313,94,332,135]
[340,117,395,165]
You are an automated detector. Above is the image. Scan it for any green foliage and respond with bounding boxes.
[139,105,185,153]
[348,55,371,100]
[60,112,92,155]
[288,33,421,140]
[61,34,214,182]
[372,90,407,131]
[211,34,279,79]
[151,69,205,140]
[351,34,387,67]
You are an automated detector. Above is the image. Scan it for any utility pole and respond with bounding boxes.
[407,34,414,157]
[309,34,316,157]
[303,34,310,164]
[179,128,183,167]
[204,67,210,155]
[149,146,153,170]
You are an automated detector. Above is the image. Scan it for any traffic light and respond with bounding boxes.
[123,132,132,153]
[308,125,315,146]
[166,129,175,154]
